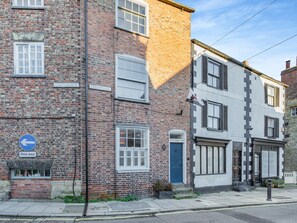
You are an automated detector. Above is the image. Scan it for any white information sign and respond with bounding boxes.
[54,83,80,88]
[89,84,111,92]
[19,152,37,158]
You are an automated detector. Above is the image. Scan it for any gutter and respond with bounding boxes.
[82,0,89,217]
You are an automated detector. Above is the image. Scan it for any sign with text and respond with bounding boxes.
[19,152,37,158]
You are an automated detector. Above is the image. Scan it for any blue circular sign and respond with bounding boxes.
[19,134,37,151]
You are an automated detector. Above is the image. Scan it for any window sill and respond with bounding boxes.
[12,75,46,78]
[195,173,226,176]
[11,6,45,10]
[115,98,150,105]
[114,26,149,39]
[207,128,224,132]
[116,169,149,173]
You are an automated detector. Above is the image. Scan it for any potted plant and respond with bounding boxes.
[153,179,173,199]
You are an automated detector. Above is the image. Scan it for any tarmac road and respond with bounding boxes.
[0,203,296,223]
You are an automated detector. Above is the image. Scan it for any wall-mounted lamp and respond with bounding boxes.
[162,144,166,151]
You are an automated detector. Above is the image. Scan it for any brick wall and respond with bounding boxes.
[11,179,51,199]
[281,66,297,171]
[86,0,192,198]
[0,1,84,198]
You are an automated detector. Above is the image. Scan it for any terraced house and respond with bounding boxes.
[0,0,194,200]
[191,40,286,192]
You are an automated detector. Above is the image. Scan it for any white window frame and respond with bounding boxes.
[11,169,51,179]
[116,125,150,172]
[207,102,221,130]
[267,117,275,137]
[267,85,275,106]
[195,145,226,175]
[207,59,220,88]
[291,107,297,116]
[115,0,149,36]
[12,0,44,8]
[14,42,44,76]
[115,54,149,103]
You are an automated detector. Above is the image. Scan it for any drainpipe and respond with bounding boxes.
[189,59,195,191]
[82,0,89,217]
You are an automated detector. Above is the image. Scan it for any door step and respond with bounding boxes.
[172,184,198,199]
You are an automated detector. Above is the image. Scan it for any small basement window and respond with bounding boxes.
[12,169,51,179]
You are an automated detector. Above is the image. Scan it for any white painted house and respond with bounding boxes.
[191,39,287,192]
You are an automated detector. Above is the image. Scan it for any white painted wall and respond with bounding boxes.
[192,45,246,188]
[192,43,285,188]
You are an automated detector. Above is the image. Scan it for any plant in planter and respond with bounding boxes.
[153,179,173,199]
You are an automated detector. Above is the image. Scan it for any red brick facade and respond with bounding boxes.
[0,0,83,199]
[86,0,193,198]
[0,0,193,199]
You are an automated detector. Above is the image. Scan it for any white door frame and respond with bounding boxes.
[168,130,187,184]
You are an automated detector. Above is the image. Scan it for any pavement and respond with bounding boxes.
[0,187,297,218]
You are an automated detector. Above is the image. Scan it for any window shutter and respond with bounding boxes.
[223,105,228,130]
[223,64,228,90]
[202,100,207,128]
[264,84,268,104]
[275,118,279,138]
[264,116,268,137]
[202,56,208,84]
[275,87,280,107]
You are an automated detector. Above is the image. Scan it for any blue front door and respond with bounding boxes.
[170,143,183,183]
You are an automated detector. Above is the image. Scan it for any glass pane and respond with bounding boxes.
[201,146,207,174]
[126,0,132,10]
[118,9,124,19]
[36,0,42,6]
[120,138,126,147]
[127,158,131,166]
[45,170,50,176]
[120,151,124,156]
[132,15,138,23]
[195,146,200,174]
[139,26,145,34]
[128,129,134,138]
[120,158,124,166]
[219,147,225,173]
[128,138,134,147]
[213,64,219,77]
[141,158,145,166]
[208,147,213,174]
[208,62,213,75]
[120,129,126,137]
[269,151,278,177]
[139,6,145,15]
[213,147,219,174]
[262,150,269,178]
[135,130,141,138]
[214,105,220,117]
[133,3,139,13]
[135,139,141,147]
[208,104,214,116]
[118,0,125,7]
[30,0,35,6]
[132,23,138,32]
[207,117,213,128]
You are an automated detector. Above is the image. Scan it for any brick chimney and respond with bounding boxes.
[286,60,291,69]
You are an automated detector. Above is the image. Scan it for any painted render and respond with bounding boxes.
[192,40,286,191]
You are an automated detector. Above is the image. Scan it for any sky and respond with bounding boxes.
[178,0,297,80]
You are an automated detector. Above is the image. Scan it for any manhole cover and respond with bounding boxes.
[195,200,202,202]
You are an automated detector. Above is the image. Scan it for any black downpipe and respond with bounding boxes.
[83,0,89,217]
[190,59,195,192]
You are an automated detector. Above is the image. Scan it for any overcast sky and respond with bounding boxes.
[179,0,297,80]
